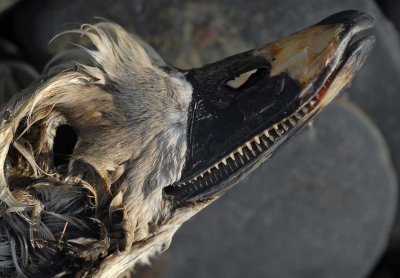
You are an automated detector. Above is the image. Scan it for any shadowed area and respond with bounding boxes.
[53,125,78,169]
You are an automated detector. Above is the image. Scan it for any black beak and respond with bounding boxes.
[164,10,375,205]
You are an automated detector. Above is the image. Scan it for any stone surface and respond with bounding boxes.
[0,37,20,59]
[375,0,400,31]
[0,0,19,15]
[0,37,38,106]
[136,100,397,278]
[2,0,399,277]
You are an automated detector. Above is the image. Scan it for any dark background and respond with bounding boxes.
[0,0,400,277]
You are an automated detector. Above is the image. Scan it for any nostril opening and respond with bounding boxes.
[53,124,78,169]
[225,68,268,91]
[226,69,258,89]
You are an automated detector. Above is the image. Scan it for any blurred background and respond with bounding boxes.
[0,0,399,277]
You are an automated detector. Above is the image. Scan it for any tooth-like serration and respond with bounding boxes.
[174,94,321,192]
[232,157,239,168]
[294,112,302,119]
[268,132,275,142]
[238,154,245,164]
[221,165,229,175]
[273,124,284,136]
[289,117,297,125]
[260,135,269,146]
[246,142,253,151]
[242,148,251,160]
[248,145,257,156]
[255,141,263,152]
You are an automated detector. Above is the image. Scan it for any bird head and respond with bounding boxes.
[0,10,374,277]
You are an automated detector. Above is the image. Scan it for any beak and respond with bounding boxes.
[164,10,375,205]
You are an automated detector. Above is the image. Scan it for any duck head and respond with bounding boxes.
[164,10,375,205]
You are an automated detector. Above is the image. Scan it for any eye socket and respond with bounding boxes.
[225,68,268,90]
[53,124,78,169]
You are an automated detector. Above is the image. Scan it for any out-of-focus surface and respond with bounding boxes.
[0,36,38,107]
[0,0,399,277]
[0,0,19,14]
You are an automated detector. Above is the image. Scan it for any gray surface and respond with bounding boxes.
[0,38,38,107]
[137,101,397,278]
[5,0,400,277]
[0,0,19,14]
[375,0,400,31]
